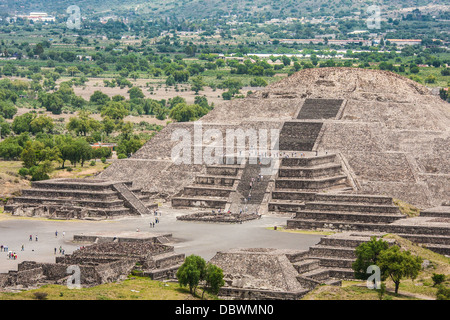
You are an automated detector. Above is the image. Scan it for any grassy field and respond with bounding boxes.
[0,276,215,300]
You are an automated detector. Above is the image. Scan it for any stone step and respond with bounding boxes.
[281,153,337,167]
[303,202,401,214]
[171,196,228,209]
[182,186,234,198]
[422,244,450,256]
[268,201,304,212]
[31,179,125,191]
[206,165,241,176]
[271,190,317,202]
[328,268,355,280]
[287,218,450,236]
[292,259,320,273]
[76,207,132,218]
[143,263,182,280]
[318,236,386,248]
[285,250,309,263]
[278,163,342,178]
[314,193,394,205]
[294,210,405,224]
[275,175,348,190]
[308,245,356,259]
[309,256,355,269]
[420,206,450,218]
[12,196,125,209]
[22,188,119,201]
[146,203,159,211]
[195,175,239,187]
[112,182,151,216]
[287,218,389,233]
[396,234,450,246]
[279,121,323,151]
[152,252,185,269]
[323,278,343,286]
[299,268,330,281]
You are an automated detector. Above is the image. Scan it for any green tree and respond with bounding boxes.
[352,237,390,280]
[432,274,446,287]
[436,285,450,300]
[101,116,116,136]
[191,76,205,95]
[378,245,422,294]
[176,255,206,295]
[67,111,101,136]
[30,116,54,135]
[201,263,225,299]
[169,103,208,122]
[100,101,129,121]
[128,87,145,100]
[0,116,11,138]
[0,101,17,119]
[90,91,111,105]
[67,66,80,77]
[12,113,35,135]
[250,77,268,87]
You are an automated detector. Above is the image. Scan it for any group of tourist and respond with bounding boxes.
[54,246,66,255]
[149,210,162,228]
[7,251,17,260]
[0,245,9,252]
[55,230,65,238]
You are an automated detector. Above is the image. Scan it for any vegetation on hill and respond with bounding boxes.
[303,235,450,300]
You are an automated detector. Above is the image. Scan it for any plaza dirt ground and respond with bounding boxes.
[0,206,322,273]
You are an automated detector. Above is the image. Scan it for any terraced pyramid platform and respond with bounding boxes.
[4,178,158,220]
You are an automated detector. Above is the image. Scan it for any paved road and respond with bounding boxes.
[0,207,323,273]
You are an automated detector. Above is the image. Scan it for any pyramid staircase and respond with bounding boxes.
[171,158,244,209]
[269,153,349,213]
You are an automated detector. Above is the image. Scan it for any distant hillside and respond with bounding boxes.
[0,0,445,19]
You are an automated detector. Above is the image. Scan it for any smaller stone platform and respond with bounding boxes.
[176,212,261,223]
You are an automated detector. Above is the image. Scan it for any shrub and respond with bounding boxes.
[432,273,446,286]
[101,157,106,163]
[118,153,127,159]
[33,292,48,300]
[89,160,96,166]
[18,167,29,177]
[436,285,450,300]
[66,167,73,172]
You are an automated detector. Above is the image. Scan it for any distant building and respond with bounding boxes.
[90,142,117,151]
[16,12,56,22]
[386,39,422,46]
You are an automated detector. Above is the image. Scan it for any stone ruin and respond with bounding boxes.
[3,68,449,298]
[176,211,261,223]
[4,178,158,219]
[0,232,184,291]
[100,68,449,211]
[209,233,397,300]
